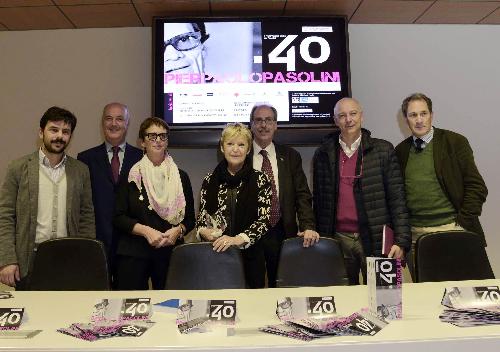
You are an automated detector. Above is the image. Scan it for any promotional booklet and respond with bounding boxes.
[367,258,403,320]
[57,298,155,341]
[0,308,24,331]
[262,296,387,341]
[176,299,237,334]
[0,306,41,339]
[261,310,387,341]
[276,296,337,321]
[440,286,500,327]
[57,321,154,341]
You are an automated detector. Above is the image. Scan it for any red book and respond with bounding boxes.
[382,225,394,256]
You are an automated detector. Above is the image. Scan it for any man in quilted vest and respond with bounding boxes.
[313,98,410,285]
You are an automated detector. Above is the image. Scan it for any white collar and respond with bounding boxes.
[338,134,361,156]
[412,127,434,147]
[38,148,67,169]
[253,141,276,157]
[105,141,126,153]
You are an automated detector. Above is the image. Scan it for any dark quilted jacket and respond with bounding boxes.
[313,129,411,256]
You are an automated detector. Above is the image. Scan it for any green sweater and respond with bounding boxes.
[405,141,456,227]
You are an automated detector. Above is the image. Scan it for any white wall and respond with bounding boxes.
[0,25,499,275]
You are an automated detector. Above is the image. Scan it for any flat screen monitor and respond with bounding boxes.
[152,16,350,146]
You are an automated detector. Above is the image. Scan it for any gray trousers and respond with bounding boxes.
[335,232,366,285]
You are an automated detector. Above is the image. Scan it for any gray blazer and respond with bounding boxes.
[0,151,95,278]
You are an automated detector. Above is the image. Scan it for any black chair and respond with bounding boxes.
[165,242,246,290]
[276,237,349,287]
[28,238,110,290]
[415,231,494,283]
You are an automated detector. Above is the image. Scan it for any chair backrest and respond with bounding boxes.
[276,237,349,287]
[28,238,110,290]
[165,243,246,290]
[415,231,494,283]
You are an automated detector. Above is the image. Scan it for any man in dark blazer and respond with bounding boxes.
[395,93,488,274]
[77,103,142,278]
[250,103,318,287]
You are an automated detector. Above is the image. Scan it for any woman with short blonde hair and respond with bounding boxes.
[220,122,252,147]
[196,123,271,288]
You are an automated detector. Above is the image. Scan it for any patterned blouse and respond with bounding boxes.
[196,170,272,248]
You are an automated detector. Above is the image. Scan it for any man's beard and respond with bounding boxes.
[43,138,67,154]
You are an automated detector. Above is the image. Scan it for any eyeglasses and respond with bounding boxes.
[145,133,168,142]
[340,149,363,184]
[164,32,202,52]
[335,111,360,120]
[252,117,276,126]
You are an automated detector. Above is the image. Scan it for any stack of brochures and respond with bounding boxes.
[440,286,500,327]
[259,297,386,341]
[259,311,387,341]
[57,298,155,341]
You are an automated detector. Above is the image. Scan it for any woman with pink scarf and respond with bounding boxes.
[114,117,194,290]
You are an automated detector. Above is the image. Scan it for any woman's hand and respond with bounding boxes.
[157,226,182,248]
[213,235,244,252]
[142,227,164,247]
[199,228,218,242]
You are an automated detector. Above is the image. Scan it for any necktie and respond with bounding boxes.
[415,138,424,153]
[260,150,280,227]
[111,146,120,184]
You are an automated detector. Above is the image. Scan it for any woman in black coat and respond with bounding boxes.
[114,117,195,290]
[196,123,271,288]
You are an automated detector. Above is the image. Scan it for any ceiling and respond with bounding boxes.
[0,0,499,31]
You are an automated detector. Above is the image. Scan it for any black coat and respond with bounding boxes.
[113,168,195,258]
[313,129,411,256]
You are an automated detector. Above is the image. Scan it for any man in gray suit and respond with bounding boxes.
[0,107,95,289]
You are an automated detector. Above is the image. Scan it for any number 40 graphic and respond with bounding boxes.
[268,35,331,71]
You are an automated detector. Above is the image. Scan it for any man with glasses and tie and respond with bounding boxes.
[163,22,209,76]
[250,103,319,288]
[313,98,410,285]
[77,103,142,283]
[395,93,487,275]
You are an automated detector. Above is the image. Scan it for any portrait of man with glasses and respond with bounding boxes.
[163,22,209,76]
